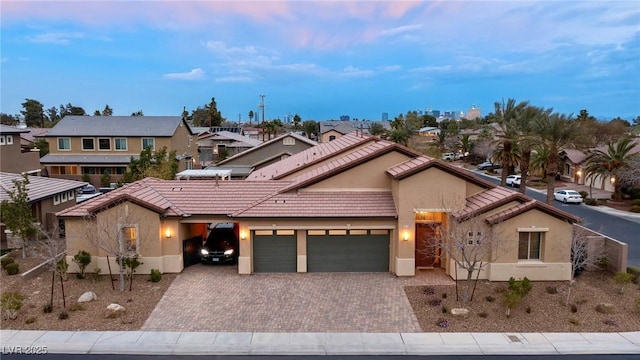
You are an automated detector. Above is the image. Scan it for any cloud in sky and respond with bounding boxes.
[1,1,638,120]
[163,68,205,81]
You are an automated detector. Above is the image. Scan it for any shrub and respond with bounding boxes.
[424,287,436,295]
[598,256,611,269]
[436,318,449,328]
[485,295,495,302]
[631,199,640,206]
[57,258,69,279]
[579,191,588,199]
[546,286,558,294]
[478,312,488,318]
[508,277,532,297]
[570,304,578,313]
[603,319,618,327]
[58,311,69,320]
[584,198,598,206]
[441,293,447,299]
[100,171,111,187]
[1,292,25,320]
[568,318,580,326]
[5,262,19,275]
[442,305,449,314]
[526,306,532,314]
[630,205,640,213]
[635,296,640,312]
[613,272,634,293]
[1,256,15,269]
[428,299,442,307]
[72,250,92,279]
[42,303,53,313]
[149,269,162,283]
[82,173,91,182]
[25,316,37,324]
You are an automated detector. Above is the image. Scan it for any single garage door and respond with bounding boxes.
[253,230,297,273]
[307,230,389,272]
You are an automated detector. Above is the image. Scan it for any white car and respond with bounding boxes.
[506,175,521,187]
[513,177,522,188]
[553,190,583,204]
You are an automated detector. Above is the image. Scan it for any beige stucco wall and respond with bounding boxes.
[321,130,343,143]
[306,151,410,191]
[0,140,41,174]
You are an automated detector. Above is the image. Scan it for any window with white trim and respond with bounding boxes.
[53,194,60,205]
[0,136,5,145]
[82,138,95,151]
[283,137,295,146]
[518,232,542,260]
[187,136,193,148]
[98,138,111,150]
[114,138,127,151]
[5,135,13,145]
[58,138,71,151]
[120,225,139,254]
[142,138,155,150]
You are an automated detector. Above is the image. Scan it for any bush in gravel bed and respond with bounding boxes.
[5,262,19,275]
[546,286,558,294]
[1,292,25,320]
[635,296,640,312]
[485,295,495,302]
[428,298,442,307]
[72,250,92,279]
[424,287,436,295]
[42,303,52,313]
[569,318,580,325]
[149,268,161,282]
[570,304,578,313]
[25,316,37,324]
[478,312,488,318]
[436,318,449,328]
[603,319,618,327]
[58,311,69,320]
[1,256,15,269]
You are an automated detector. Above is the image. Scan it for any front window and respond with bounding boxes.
[98,138,111,150]
[518,232,542,260]
[114,138,127,151]
[58,137,71,151]
[121,225,139,253]
[82,138,95,151]
[142,138,155,150]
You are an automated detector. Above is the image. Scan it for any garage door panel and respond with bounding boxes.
[307,233,389,272]
[253,234,296,273]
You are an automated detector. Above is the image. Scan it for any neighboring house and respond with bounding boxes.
[319,120,390,142]
[206,133,317,178]
[0,125,41,175]
[418,126,441,140]
[40,116,196,187]
[59,132,579,282]
[560,137,640,192]
[198,131,262,166]
[1,172,86,239]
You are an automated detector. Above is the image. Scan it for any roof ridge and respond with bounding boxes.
[230,183,291,217]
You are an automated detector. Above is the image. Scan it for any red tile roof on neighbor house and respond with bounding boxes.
[246,132,375,180]
[57,178,290,218]
[233,191,397,218]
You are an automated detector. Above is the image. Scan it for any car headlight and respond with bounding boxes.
[200,249,209,255]
[224,249,234,256]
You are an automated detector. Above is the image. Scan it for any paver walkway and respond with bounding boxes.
[142,265,453,333]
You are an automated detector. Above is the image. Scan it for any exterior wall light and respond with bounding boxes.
[240,230,247,240]
[165,228,173,239]
[402,225,410,241]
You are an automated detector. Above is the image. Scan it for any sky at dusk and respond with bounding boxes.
[1,1,639,122]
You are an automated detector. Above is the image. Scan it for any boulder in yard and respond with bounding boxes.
[77,291,98,303]
[595,303,615,314]
[450,308,470,318]
[105,303,126,318]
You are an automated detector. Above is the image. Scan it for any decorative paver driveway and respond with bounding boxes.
[142,265,454,332]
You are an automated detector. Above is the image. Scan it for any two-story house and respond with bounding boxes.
[40,116,196,186]
[0,125,42,175]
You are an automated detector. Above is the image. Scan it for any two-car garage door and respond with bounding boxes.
[253,229,389,273]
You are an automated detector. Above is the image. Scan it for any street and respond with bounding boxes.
[472,171,640,267]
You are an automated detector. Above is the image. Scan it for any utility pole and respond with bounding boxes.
[259,94,266,141]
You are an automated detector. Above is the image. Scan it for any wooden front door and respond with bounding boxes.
[415,223,441,268]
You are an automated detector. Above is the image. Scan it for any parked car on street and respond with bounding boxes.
[476,161,500,170]
[506,175,521,187]
[513,177,522,187]
[553,190,583,204]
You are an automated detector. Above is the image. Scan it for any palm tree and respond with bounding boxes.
[248,110,254,126]
[533,112,580,204]
[529,145,551,179]
[459,134,473,158]
[514,106,550,194]
[493,99,529,186]
[583,137,638,200]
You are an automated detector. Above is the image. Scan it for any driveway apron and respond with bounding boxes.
[142,265,453,332]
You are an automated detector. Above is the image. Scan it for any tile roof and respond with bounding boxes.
[20,128,49,143]
[485,199,581,225]
[0,172,86,203]
[233,191,397,218]
[217,132,317,166]
[386,156,497,189]
[56,178,289,218]
[452,187,521,221]
[0,125,29,134]
[246,132,376,180]
[200,131,263,147]
[561,149,589,164]
[44,116,193,137]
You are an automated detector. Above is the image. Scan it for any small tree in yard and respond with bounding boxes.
[0,174,37,258]
[29,225,67,309]
[80,200,150,292]
[613,272,634,294]
[422,208,509,303]
[72,250,92,279]
[566,225,606,306]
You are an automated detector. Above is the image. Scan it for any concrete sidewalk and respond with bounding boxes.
[1,330,639,355]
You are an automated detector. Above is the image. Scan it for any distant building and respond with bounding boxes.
[339,115,350,122]
[465,105,481,120]
[443,111,461,120]
[381,113,389,121]
[0,125,42,175]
